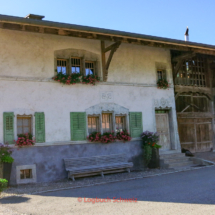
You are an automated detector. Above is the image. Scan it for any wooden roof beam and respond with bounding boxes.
[101,41,121,82]
[1,21,215,55]
[172,52,197,62]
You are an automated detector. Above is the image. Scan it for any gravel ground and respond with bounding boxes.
[0,205,27,215]
[0,166,203,199]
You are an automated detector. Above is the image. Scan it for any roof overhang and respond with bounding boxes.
[1,14,215,55]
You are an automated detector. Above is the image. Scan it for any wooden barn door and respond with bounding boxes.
[155,113,171,150]
[178,118,212,152]
[196,119,212,152]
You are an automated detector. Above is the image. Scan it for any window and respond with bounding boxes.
[88,116,99,134]
[56,58,96,76]
[85,61,95,75]
[155,110,168,113]
[72,107,143,140]
[157,70,166,80]
[17,116,32,135]
[55,49,100,77]
[71,57,81,73]
[175,57,206,87]
[57,59,67,74]
[176,93,208,113]
[115,116,126,132]
[20,169,32,179]
[16,164,37,184]
[102,113,112,133]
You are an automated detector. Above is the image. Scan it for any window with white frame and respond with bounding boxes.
[16,164,37,184]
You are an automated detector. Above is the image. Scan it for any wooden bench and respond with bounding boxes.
[64,154,133,181]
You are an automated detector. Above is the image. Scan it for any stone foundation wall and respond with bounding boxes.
[10,140,143,185]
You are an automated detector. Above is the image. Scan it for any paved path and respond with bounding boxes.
[1,166,215,215]
[195,151,215,163]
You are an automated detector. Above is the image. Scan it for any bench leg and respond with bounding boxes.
[101,172,104,178]
[72,175,75,181]
[127,168,130,173]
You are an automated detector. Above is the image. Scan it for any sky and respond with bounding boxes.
[0,0,214,45]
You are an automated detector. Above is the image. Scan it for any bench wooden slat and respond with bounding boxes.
[64,154,133,181]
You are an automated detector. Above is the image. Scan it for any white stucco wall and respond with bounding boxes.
[108,43,173,84]
[0,29,101,78]
[0,28,180,149]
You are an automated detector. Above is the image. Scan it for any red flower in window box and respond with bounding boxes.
[116,129,131,142]
[52,72,100,86]
[157,79,169,89]
[15,133,35,148]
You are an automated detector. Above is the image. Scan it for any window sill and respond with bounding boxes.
[9,138,142,148]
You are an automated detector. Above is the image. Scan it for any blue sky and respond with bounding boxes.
[0,0,214,45]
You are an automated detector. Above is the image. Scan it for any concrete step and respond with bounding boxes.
[160,153,195,169]
[160,153,186,159]
[168,160,193,168]
[173,165,196,171]
[160,157,190,163]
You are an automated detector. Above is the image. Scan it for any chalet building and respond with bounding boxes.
[0,14,214,184]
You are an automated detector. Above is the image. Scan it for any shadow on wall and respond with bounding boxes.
[129,152,144,171]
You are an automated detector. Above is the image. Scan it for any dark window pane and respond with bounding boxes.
[102,114,112,133]
[71,58,81,74]
[85,62,95,75]
[88,117,99,134]
[57,59,67,74]
[115,116,126,132]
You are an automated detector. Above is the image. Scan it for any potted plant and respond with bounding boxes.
[0,178,8,195]
[0,143,14,185]
[141,131,161,168]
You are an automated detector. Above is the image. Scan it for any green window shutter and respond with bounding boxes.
[3,112,14,144]
[35,112,45,143]
[70,112,86,141]
[129,112,143,138]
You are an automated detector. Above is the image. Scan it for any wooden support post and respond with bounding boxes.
[101,41,121,82]
[172,52,196,62]
[105,41,121,71]
[101,41,106,81]
[173,60,183,82]
[194,119,197,152]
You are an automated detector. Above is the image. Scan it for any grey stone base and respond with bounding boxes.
[10,140,143,185]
